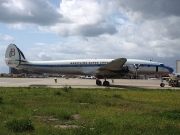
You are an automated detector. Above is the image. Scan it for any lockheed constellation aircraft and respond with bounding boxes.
[5,44,173,87]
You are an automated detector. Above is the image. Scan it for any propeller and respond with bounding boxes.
[134,64,140,79]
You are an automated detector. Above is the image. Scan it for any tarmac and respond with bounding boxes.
[0,77,179,89]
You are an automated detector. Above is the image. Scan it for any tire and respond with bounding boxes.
[103,81,110,86]
[96,80,102,86]
[160,83,165,87]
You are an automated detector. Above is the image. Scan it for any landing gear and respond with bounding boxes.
[96,78,110,86]
[96,80,102,86]
[160,83,165,87]
[160,75,165,87]
[103,81,110,86]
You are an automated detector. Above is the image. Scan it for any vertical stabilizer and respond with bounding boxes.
[5,44,27,68]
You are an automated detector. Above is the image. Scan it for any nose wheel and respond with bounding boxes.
[160,83,165,87]
[160,75,165,87]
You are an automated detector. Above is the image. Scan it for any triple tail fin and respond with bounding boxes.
[5,44,28,68]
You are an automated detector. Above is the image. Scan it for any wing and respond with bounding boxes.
[93,58,127,77]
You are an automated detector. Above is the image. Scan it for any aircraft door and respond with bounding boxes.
[156,66,158,72]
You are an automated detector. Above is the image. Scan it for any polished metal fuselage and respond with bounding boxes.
[18,59,172,75]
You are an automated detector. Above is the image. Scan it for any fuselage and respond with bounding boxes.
[18,59,173,75]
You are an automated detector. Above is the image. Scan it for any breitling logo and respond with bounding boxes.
[9,48,15,57]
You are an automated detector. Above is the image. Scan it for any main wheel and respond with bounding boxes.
[103,81,110,86]
[96,80,102,86]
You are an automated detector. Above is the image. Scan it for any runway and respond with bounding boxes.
[0,77,178,89]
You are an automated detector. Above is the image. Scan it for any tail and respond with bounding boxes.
[5,44,27,68]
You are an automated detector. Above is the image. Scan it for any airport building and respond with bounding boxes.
[9,68,50,78]
[9,68,40,74]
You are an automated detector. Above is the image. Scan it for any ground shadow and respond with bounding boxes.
[29,84,48,88]
[109,84,141,89]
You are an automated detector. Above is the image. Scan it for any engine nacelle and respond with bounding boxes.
[120,65,129,73]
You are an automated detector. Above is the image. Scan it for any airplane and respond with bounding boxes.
[5,44,174,87]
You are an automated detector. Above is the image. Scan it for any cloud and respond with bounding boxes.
[35,42,48,46]
[38,52,52,61]
[0,0,63,26]
[0,35,14,41]
[0,0,118,36]
[114,0,180,20]
[42,0,118,37]
[0,45,9,73]
[0,0,180,73]
[107,0,180,61]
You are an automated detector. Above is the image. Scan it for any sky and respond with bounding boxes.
[0,0,180,73]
